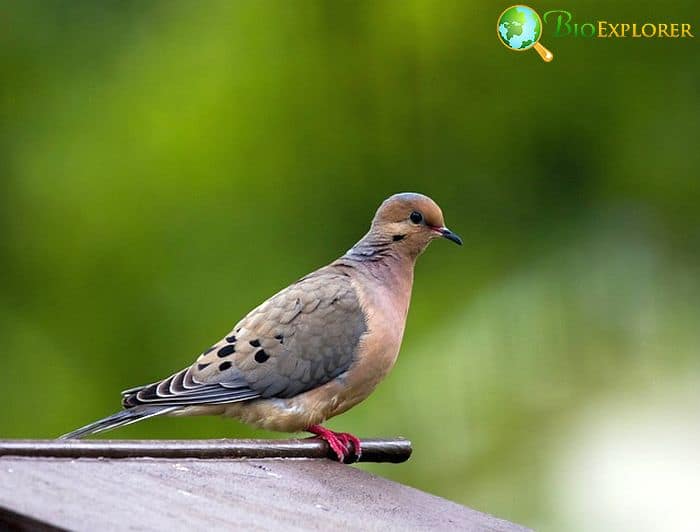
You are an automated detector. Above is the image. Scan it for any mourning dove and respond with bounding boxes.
[60,192,462,462]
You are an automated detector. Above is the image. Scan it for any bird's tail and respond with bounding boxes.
[58,405,178,440]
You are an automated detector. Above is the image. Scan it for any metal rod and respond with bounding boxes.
[0,438,412,463]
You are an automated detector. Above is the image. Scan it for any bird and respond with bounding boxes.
[60,192,462,462]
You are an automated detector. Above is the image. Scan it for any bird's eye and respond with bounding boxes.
[410,211,423,224]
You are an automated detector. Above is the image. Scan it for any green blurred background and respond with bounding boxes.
[1,1,699,530]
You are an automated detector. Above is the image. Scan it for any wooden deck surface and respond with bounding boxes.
[0,439,530,531]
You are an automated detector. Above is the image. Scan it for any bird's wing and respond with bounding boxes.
[122,268,367,408]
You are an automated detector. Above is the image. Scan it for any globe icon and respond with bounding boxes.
[497,5,553,61]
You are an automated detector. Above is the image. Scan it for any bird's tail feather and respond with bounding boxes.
[58,405,178,440]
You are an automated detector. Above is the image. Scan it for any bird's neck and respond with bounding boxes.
[341,230,415,299]
[345,229,397,261]
[344,227,427,262]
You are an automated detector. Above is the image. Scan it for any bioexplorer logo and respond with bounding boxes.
[497,6,554,62]
[498,5,694,63]
[543,10,694,39]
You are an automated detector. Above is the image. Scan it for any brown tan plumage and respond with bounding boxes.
[60,192,462,462]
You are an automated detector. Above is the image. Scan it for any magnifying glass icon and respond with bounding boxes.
[497,5,553,62]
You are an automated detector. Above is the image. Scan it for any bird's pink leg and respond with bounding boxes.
[307,425,362,463]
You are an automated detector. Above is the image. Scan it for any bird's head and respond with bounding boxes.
[370,192,462,257]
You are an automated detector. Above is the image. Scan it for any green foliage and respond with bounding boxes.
[0,1,698,529]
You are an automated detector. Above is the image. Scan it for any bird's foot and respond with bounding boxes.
[307,425,362,464]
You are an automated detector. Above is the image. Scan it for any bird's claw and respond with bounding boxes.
[307,425,362,463]
[333,431,362,463]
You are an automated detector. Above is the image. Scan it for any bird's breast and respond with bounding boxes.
[324,267,413,416]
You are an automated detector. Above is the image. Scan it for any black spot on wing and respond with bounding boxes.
[254,350,269,363]
[218,344,235,357]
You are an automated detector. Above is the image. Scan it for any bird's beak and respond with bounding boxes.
[434,226,463,246]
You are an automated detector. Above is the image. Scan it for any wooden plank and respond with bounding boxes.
[0,455,530,531]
